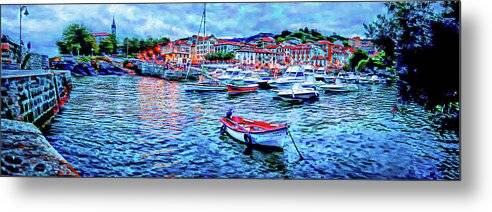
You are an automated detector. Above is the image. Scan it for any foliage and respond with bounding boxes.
[364,1,460,107]
[342,40,349,47]
[122,37,170,55]
[274,27,327,43]
[205,51,235,61]
[77,56,92,63]
[57,24,98,55]
[364,1,460,130]
[348,49,368,71]
[99,34,117,55]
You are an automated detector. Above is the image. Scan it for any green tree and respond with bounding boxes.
[99,35,115,55]
[56,24,98,55]
[205,52,235,61]
[364,1,460,109]
[348,49,368,71]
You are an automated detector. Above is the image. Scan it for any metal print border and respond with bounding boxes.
[0,0,461,180]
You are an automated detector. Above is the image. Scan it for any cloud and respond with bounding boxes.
[1,2,385,56]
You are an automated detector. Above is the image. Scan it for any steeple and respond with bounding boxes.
[111,16,116,35]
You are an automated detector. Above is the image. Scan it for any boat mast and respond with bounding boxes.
[187,3,207,78]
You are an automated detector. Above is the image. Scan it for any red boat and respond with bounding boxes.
[226,83,258,95]
[220,115,288,150]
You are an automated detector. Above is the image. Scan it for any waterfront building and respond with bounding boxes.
[360,39,377,55]
[92,32,112,44]
[235,46,275,66]
[214,40,243,53]
[256,36,276,48]
[265,44,286,65]
[192,35,218,62]
[1,34,20,66]
[160,39,192,65]
[348,36,361,48]
[332,44,352,67]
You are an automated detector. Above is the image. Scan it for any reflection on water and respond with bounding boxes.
[45,76,459,179]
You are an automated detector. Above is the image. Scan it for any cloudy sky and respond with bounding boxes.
[1,2,385,56]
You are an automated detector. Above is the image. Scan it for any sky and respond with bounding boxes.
[0,2,386,56]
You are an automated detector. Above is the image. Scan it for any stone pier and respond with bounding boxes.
[1,69,77,177]
[1,69,72,128]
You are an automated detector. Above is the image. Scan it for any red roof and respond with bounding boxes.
[265,44,279,49]
[215,40,243,46]
[283,44,311,50]
[254,48,273,54]
[318,40,333,45]
[92,32,111,37]
[194,35,215,41]
[1,43,10,50]
[259,37,275,42]
[174,39,190,46]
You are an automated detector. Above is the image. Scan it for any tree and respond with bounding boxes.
[57,24,98,55]
[364,1,460,109]
[99,36,115,55]
[205,52,235,61]
[348,49,368,71]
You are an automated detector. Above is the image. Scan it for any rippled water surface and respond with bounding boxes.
[45,76,459,179]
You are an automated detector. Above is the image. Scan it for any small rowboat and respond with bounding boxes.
[226,83,258,95]
[220,115,288,150]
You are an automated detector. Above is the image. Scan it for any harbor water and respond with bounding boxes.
[44,76,460,179]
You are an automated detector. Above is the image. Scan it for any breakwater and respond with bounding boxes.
[1,69,72,128]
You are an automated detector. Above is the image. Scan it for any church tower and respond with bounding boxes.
[111,16,116,36]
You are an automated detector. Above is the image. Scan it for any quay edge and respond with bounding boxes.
[1,69,78,177]
[1,119,79,177]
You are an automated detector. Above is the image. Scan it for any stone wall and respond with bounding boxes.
[26,53,49,70]
[1,70,72,128]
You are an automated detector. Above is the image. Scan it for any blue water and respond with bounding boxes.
[44,76,460,179]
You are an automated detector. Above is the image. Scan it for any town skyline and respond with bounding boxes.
[0,2,385,56]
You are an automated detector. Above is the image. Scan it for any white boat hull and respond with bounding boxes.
[224,126,287,149]
[321,84,359,92]
[185,85,225,92]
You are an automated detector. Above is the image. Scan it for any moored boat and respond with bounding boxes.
[323,72,337,83]
[314,67,327,81]
[257,76,273,89]
[370,75,380,84]
[242,71,260,84]
[184,80,225,92]
[267,66,306,89]
[217,67,241,81]
[320,78,359,92]
[346,72,359,83]
[220,111,288,150]
[358,73,371,84]
[226,83,259,95]
[276,84,319,102]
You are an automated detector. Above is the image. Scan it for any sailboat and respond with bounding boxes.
[184,3,226,92]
